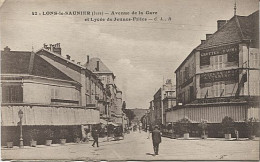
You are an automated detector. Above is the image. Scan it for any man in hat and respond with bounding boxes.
[152,125,161,155]
[91,128,99,147]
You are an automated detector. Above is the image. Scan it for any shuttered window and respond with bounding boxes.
[2,85,23,103]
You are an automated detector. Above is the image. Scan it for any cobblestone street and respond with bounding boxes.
[2,131,259,160]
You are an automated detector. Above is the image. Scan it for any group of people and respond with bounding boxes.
[90,126,124,147]
[89,124,162,156]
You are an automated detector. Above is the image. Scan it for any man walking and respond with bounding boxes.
[152,125,161,155]
[92,128,99,147]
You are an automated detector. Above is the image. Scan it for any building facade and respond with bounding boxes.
[151,79,176,126]
[167,11,260,137]
[85,56,124,124]
[1,44,111,146]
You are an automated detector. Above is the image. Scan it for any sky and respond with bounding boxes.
[0,0,259,109]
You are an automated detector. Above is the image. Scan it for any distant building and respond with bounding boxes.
[152,79,176,125]
[131,108,148,124]
[147,100,155,126]
[85,56,123,124]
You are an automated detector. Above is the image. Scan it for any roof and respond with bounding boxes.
[37,48,86,69]
[1,50,74,82]
[116,87,122,93]
[197,11,259,50]
[1,51,31,74]
[37,49,81,83]
[174,46,198,73]
[85,57,113,73]
[237,11,259,47]
[36,48,105,87]
[175,10,259,73]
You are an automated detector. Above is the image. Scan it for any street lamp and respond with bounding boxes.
[18,109,24,148]
[122,113,124,139]
[106,118,109,142]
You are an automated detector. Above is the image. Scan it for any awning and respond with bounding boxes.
[100,119,108,125]
[108,122,119,126]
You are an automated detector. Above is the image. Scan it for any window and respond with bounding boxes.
[184,67,189,81]
[251,53,260,68]
[2,85,23,103]
[180,72,182,85]
[72,89,79,101]
[107,77,110,84]
[51,88,60,99]
[51,88,55,98]
[191,63,195,75]
[212,82,225,97]
[227,53,239,62]
[200,56,210,66]
[213,55,224,70]
[251,81,260,95]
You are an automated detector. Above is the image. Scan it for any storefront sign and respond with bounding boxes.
[200,69,239,84]
[197,97,231,104]
[200,44,239,66]
[200,44,239,57]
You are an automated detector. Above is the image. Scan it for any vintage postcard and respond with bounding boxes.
[0,0,259,161]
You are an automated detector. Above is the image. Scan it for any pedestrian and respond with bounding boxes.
[152,125,161,155]
[139,123,142,133]
[235,129,239,140]
[147,125,153,139]
[91,128,99,147]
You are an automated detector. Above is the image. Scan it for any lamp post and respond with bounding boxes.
[18,109,24,148]
[122,113,125,139]
[106,117,109,142]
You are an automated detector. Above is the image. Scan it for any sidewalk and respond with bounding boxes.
[1,131,259,160]
[175,137,260,141]
[162,134,260,141]
[1,136,125,150]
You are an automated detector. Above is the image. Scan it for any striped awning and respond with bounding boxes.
[108,122,118,126]
[100,119,108,125]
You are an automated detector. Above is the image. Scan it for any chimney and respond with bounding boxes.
[52,43,61,55]
[4,46,11,52]
[217,20,228,30]
[201,40,206,44]
[66,55,71,60]
[43,43,48,49]
[206,34,212,40]
[96,61,99,71]
[49,44,53,51]
[87,55,90,63]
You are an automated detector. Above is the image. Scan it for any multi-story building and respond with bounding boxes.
[152,79,176,126]
[147,100,155,126]
[85,56,124,124]
[1,44,102,145]
[170,10,259,137]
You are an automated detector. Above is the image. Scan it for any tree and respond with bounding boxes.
[221,116,234,134]
[198,120,208,137]
[124,109,135,123]
[178,117,191,134]
[245,117,259,139]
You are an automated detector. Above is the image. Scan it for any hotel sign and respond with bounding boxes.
[200,44,239,66]
[200,44,239,57]
[200,69,239,84]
